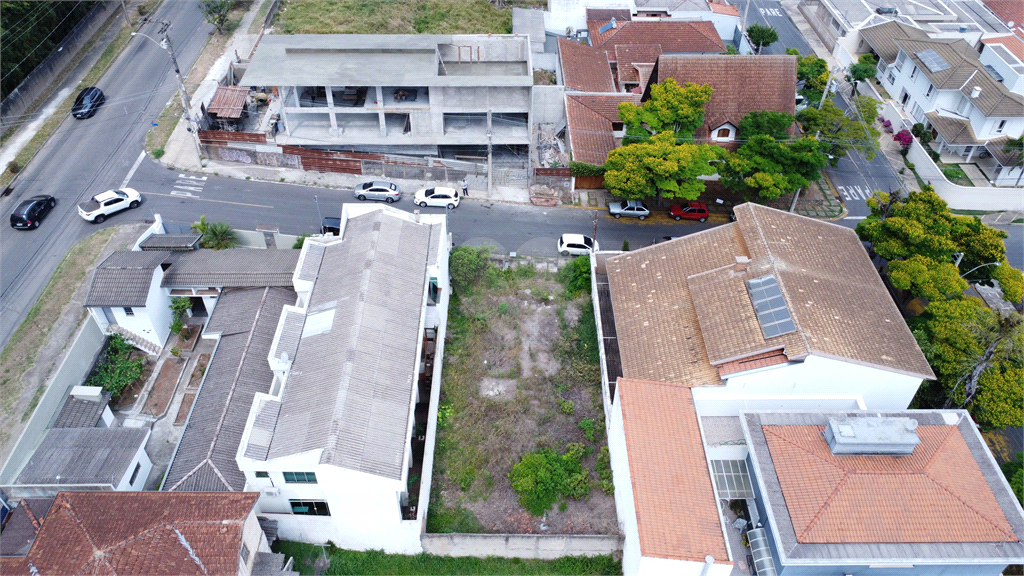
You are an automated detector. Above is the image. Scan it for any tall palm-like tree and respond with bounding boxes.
[1002,136,1023,187]
[201,221,238,250]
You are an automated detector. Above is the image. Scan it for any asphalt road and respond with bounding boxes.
[0,2,213,348]
[734,0,813,55]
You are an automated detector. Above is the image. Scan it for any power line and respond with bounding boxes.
[1,0,86,83]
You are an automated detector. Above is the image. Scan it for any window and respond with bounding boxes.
[123,307,135,316]
[717,128,731,138]
[909,65,918,80]
[996,120,1006,134]
[894,51,907,71]
[283,472,317,483]
[956,95,972,116]
[129,462,142,486]
[925,84,934,98]
[887,72,896,85]
[240,542,250,563]
[255,471,270,478]
[290,499,331,516]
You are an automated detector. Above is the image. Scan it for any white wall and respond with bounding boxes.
[545,0,633,33]
[115,429,152,491]
[980,43,1024,93]
[607,389,642,576]
[906,138,1024,207]
[692,355,923,416]
[239,510,271,576]
[638,556,732,576]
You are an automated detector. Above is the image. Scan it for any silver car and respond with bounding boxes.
[354,181,401,203]
[609,199,650,220]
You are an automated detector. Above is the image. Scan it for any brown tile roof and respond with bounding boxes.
[558,38,615,93]
[606,203,934,385]
[589,21,725,58]
[208,85,249,119]
[926,111,980,145]
[565,94,640,165]
[708,2,740,16]
[982,34,1024,62]
[649,54,797,138]
[717,349,788,376]
[763,423,1018,543]
[859,21,929,65]
[7,491,258,576]
[986,136,1022,166]
[615,44,663,85]
[617,377,731,563]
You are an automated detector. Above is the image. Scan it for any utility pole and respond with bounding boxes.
[120,0,131,26]
[157,20,202,162]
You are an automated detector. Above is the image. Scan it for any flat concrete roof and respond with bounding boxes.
[242,34,533,88]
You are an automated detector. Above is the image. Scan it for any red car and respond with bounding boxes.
[670,201,709,222]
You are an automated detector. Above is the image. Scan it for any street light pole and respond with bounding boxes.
[132,25,202,163]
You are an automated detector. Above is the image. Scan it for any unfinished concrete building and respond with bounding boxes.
[241,35,534,158]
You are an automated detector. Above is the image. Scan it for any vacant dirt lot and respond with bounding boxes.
[431,261,617,535]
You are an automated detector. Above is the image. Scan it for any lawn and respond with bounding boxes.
[273,541,621,575]
[273,0,518,34]
[428,249,617,535]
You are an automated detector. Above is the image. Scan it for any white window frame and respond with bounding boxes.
[909,65,918,80]
[996,120,1006,134]
[925,83,934,98]
[894,51,907,72]
[888,72,896,85]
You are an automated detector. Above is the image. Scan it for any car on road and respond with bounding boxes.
[77,188,142,223]
[609,199,650,220]
[414,186,460,208]
[669,201,709,222]
[9,195,56,230]
[354,180,401,203]
[558,233,598,256]
[322,217,341,236]
[72,87,105,119]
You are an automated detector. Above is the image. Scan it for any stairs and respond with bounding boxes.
[107,324,162,355]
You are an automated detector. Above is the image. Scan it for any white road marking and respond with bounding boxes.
[121,150,147,188]
[148,190,272,208]
[170,191,196,197]
[760,7,783,16]
[845,216,867,220]
[177,174,207,181]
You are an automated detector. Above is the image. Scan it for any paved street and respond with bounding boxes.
[734,0,813,54]
[0,2,213,348]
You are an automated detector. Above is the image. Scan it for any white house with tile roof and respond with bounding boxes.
[591,203,938,575]
[234,204,450,554]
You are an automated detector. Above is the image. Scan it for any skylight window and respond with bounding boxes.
[745,274,796,339]
[916,49,949,73]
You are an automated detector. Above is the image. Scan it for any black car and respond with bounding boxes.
[72,87,105,119]
[10,195,56,229]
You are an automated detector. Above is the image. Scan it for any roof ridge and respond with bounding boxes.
[60,496,118,575]
[798,470,851,542]
[922,474,1017,541]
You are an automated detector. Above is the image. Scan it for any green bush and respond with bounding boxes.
[450,246,491,293]
[621,239,630,252]
[919,131,933,145]
[88,334,145,397]
[599,479,615,496]
[596,446,613,486]
[569,161,606,177]
[928,148,940,162]
[911,122,924,137]
[578,417,595,441]
[293,233,310,249]
[558,254,592,299]
[557,398,575,415]
[942,166,968,180]
[509,444,589,516]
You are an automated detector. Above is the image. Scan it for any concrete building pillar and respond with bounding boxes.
[379,111,387,136]
[326,85,338,136]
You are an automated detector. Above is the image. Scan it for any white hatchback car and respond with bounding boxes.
[557,234,598,256]
[414,186,460,209]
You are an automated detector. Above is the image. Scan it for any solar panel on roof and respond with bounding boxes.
[916,49,950,73]
[746,275,796,339]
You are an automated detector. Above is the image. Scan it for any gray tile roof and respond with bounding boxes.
[859,21,929,64]
[163,287,295,493]
[139,233,202,251]
[15,428,148,486]
[83,251,170,307]
[52,390,112,428]
[264,211,433,480]
[243,399,280,460]
[161,249,300,288]
[0,497,53,557]
[297,241,326,282]
[271,308,305,364]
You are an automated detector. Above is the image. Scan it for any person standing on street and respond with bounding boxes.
[460,178,469,197]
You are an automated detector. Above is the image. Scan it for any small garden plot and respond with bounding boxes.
[429,249,617,535]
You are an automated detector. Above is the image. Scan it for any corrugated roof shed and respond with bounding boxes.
[15,428,148,486]
[263,211,435,480]
[163,287,295,492]
[83,251,170,307]
[208,85,250,119]
[162,249,300,288]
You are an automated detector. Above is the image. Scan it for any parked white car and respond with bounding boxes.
[414,186,460,209]
[77,188,142,223]
[558,234,598,256]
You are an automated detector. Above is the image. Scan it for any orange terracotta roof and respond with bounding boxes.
[982,34,1024,62]
[614,44,664,85]
[982,0,1024,37]
[558,38,616,93]
[617,377,732,563]
[763,424,1018,544]
[709,2,741,16]
[589,21,725,58]
[650,54,797,139]
[717,349,789,376]
[565,94,640,165]
[6,491,259,576]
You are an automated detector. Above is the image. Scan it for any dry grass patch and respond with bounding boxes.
[274,0,514,35]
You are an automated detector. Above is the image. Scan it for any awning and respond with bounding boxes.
[208,85,250,119]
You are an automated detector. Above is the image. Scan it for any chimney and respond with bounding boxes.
[414,209,421,223]
[734,255,750,272]
[971,86,981,98]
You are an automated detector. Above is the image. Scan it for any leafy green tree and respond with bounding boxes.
[1,1,94,95]
[747,23,779,54]
[201,222,238,250]
[449,246,490,293]
[603,132,725,200]
[719,135,827,200]
[798,99,880,164]
[200,0,233,33]
[737,111,794,141]
[992,263,1024,304]
[617,79,713,143]
[1003,453,1024,507]
[888,254,967,300]
[794,53,829,106]
[848,53,878,96]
